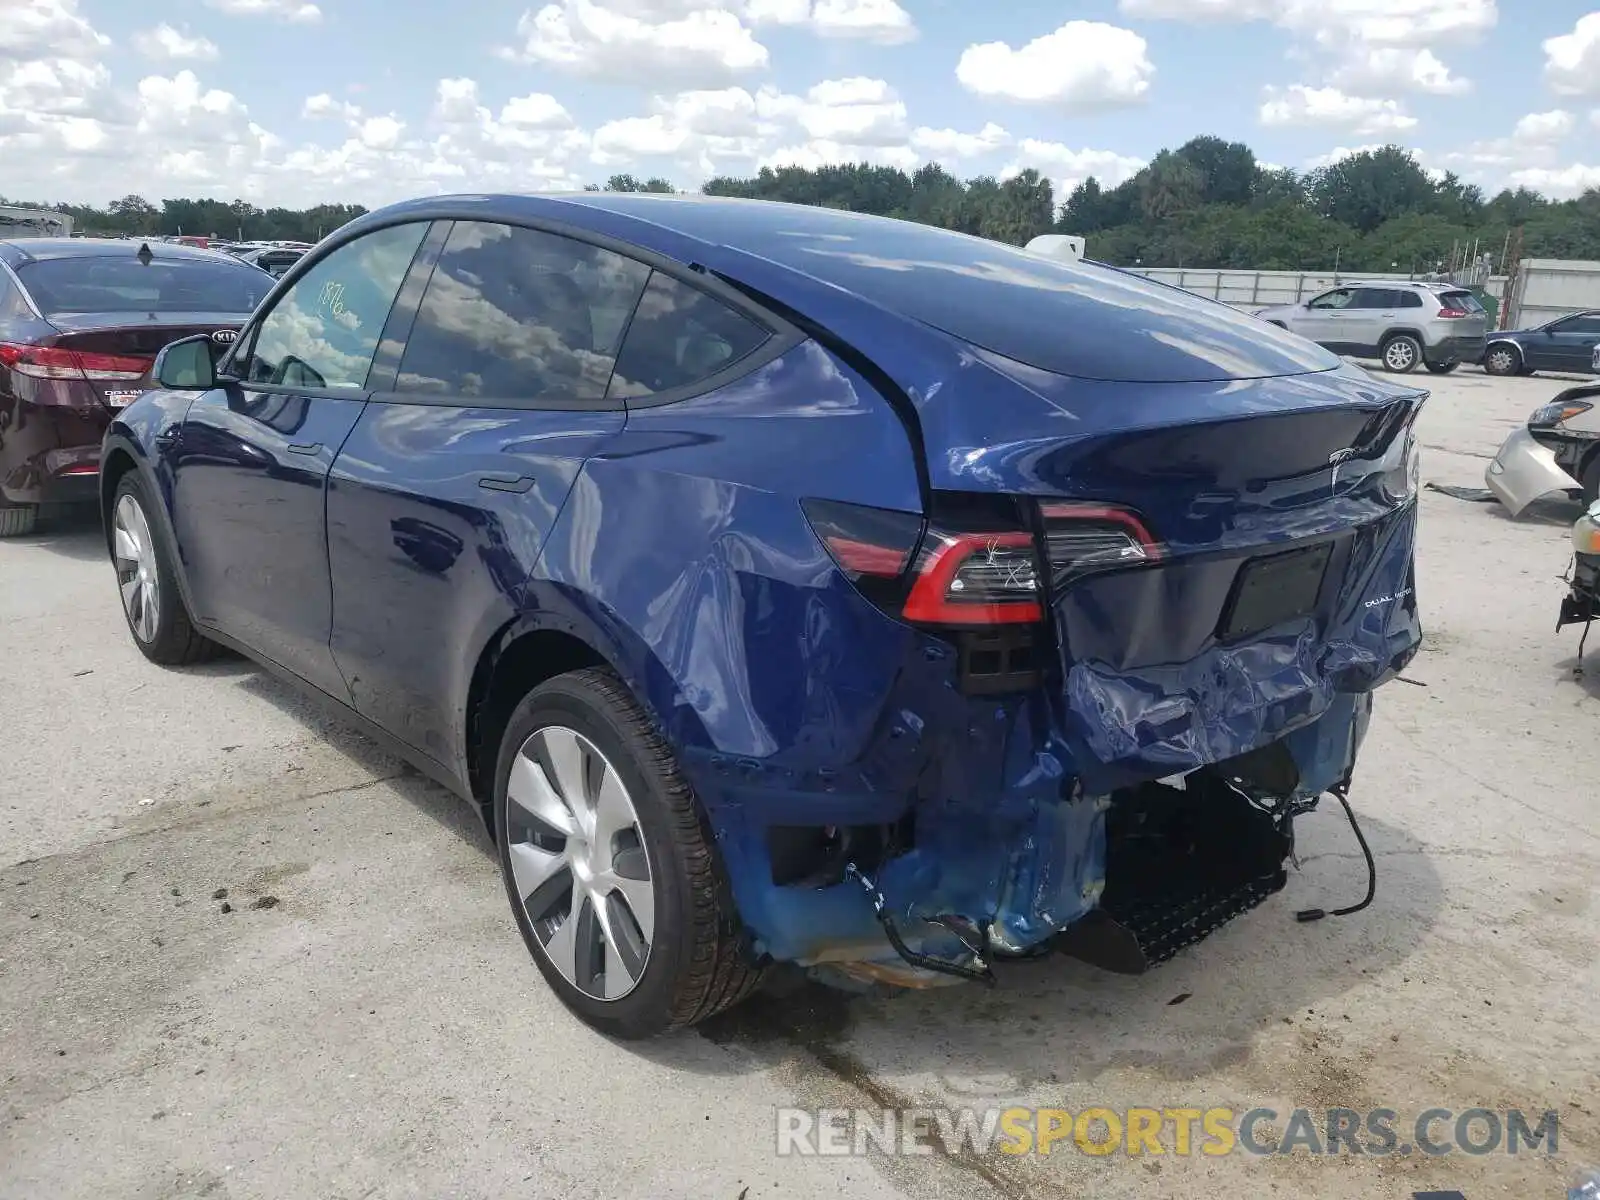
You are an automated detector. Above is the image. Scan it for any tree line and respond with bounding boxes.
[6,144,1597,272]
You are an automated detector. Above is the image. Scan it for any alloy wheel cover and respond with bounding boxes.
[505,726,657,1001]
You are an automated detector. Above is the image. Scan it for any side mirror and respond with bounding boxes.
[154,334,222,390]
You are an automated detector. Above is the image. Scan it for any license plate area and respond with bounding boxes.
[1217,543,1332,643]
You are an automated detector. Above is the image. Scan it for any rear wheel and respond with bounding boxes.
[494,667,764,1038]
[111,474,219,665]
[1380,335,1423,374]
[1424,361,1458,375]
[1483,344,1521,376]
[0,504,37,538]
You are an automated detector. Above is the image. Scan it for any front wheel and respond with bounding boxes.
[1380,335,1423,374]
[1482,344,1521,376]
[494,667,765,1038]
[1425,361,1459,375]
[111,474,219,665]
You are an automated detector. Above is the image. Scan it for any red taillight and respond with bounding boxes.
[902,531,1043,625]
[0,343,152,381]
[59,463,99,476]
[803,496,1158,628]
[1040,502,1160,588]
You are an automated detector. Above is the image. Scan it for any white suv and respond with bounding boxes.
[1254,282,1490,375]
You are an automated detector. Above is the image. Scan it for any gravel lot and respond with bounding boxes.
[2,366,1597,1200]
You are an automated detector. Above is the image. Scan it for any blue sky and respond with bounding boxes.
[5,0,1600,208]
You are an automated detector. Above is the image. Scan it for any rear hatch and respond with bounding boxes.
[42,312,245,409]
[1437,289,1490,339]
[921,350,1426,793]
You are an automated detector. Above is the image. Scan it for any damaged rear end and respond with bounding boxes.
[725,246,1426,988]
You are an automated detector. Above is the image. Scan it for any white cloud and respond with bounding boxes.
[1545,13,1600,97]
[1507,163,1600,199]
[0,0,108,60]
[1259,85,1417,134]
[1514,109,1574,143]
[302,93,361,121]
[510,0,769,85]
[593,114,689,161]
[808,0,915,44]
[909,122,1010,159]
[1009,138,1146,197]
[1122,0,1494,46]
[956,21,1153,109]
[501,93,573,128]
[205,0,322,22]
[794,77,906,144]
[1302,144,1385,170]
[132,24,221,62]
[1330,47,1468,95]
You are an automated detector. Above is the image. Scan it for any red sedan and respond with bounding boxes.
[0,237,273,536]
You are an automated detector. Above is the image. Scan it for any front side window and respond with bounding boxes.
[1309,289,1352,310]
[394,221,651,403]
[1564,315,1600,336]
[608,272,770,400]
[242,222,427,391]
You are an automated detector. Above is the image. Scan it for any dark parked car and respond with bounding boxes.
[1482,310,1600,376]
[102,195,1426,1037]
[0,238,271,536]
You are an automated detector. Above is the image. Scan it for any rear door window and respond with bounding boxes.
[394,221,651,404]
[240,222,428,390]
[607,272,770,400]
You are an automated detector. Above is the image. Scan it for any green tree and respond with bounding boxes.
[1305,145,1437,234]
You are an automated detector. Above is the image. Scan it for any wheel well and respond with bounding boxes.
[99,448,137,547]
[465,627,607,824]
[1379,328,1424,347]
[1485,339,1522,361]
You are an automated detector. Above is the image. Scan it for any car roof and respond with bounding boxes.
[351,192,1338,383]
[0,237,243,268]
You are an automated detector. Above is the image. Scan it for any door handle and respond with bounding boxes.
[478,473,535,494]
[287,442,323,456]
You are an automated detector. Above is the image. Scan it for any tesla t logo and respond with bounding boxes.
[211,329,238,345]
[1328,446,1357,489]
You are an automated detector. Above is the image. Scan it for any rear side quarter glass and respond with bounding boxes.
[606,271,770,401]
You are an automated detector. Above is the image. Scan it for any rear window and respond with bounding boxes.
[16,255,269,316]
[1440,291,1484,313]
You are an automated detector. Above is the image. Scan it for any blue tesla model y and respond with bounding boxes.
[102,194,1425,1037]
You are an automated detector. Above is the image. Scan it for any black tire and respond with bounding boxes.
[111,473,220,666]
[0,504,37,538]
[1482,343,1521,376]
[1581,455,1600,507]
[494,667,765,1038]
[1379,334,1423,374]
[1424,361,1458,375]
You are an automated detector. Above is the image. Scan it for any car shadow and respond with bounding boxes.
[1491,494,1584,526]
[19,504,106,562]
[190,637,1448,1096]
[232,668,493,855]
[638,808,1444,1095]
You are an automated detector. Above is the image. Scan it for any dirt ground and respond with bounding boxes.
[1,364,1597,1199]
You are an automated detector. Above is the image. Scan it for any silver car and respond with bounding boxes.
[1255,281,1490,375]
[1486,384,1600,515]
